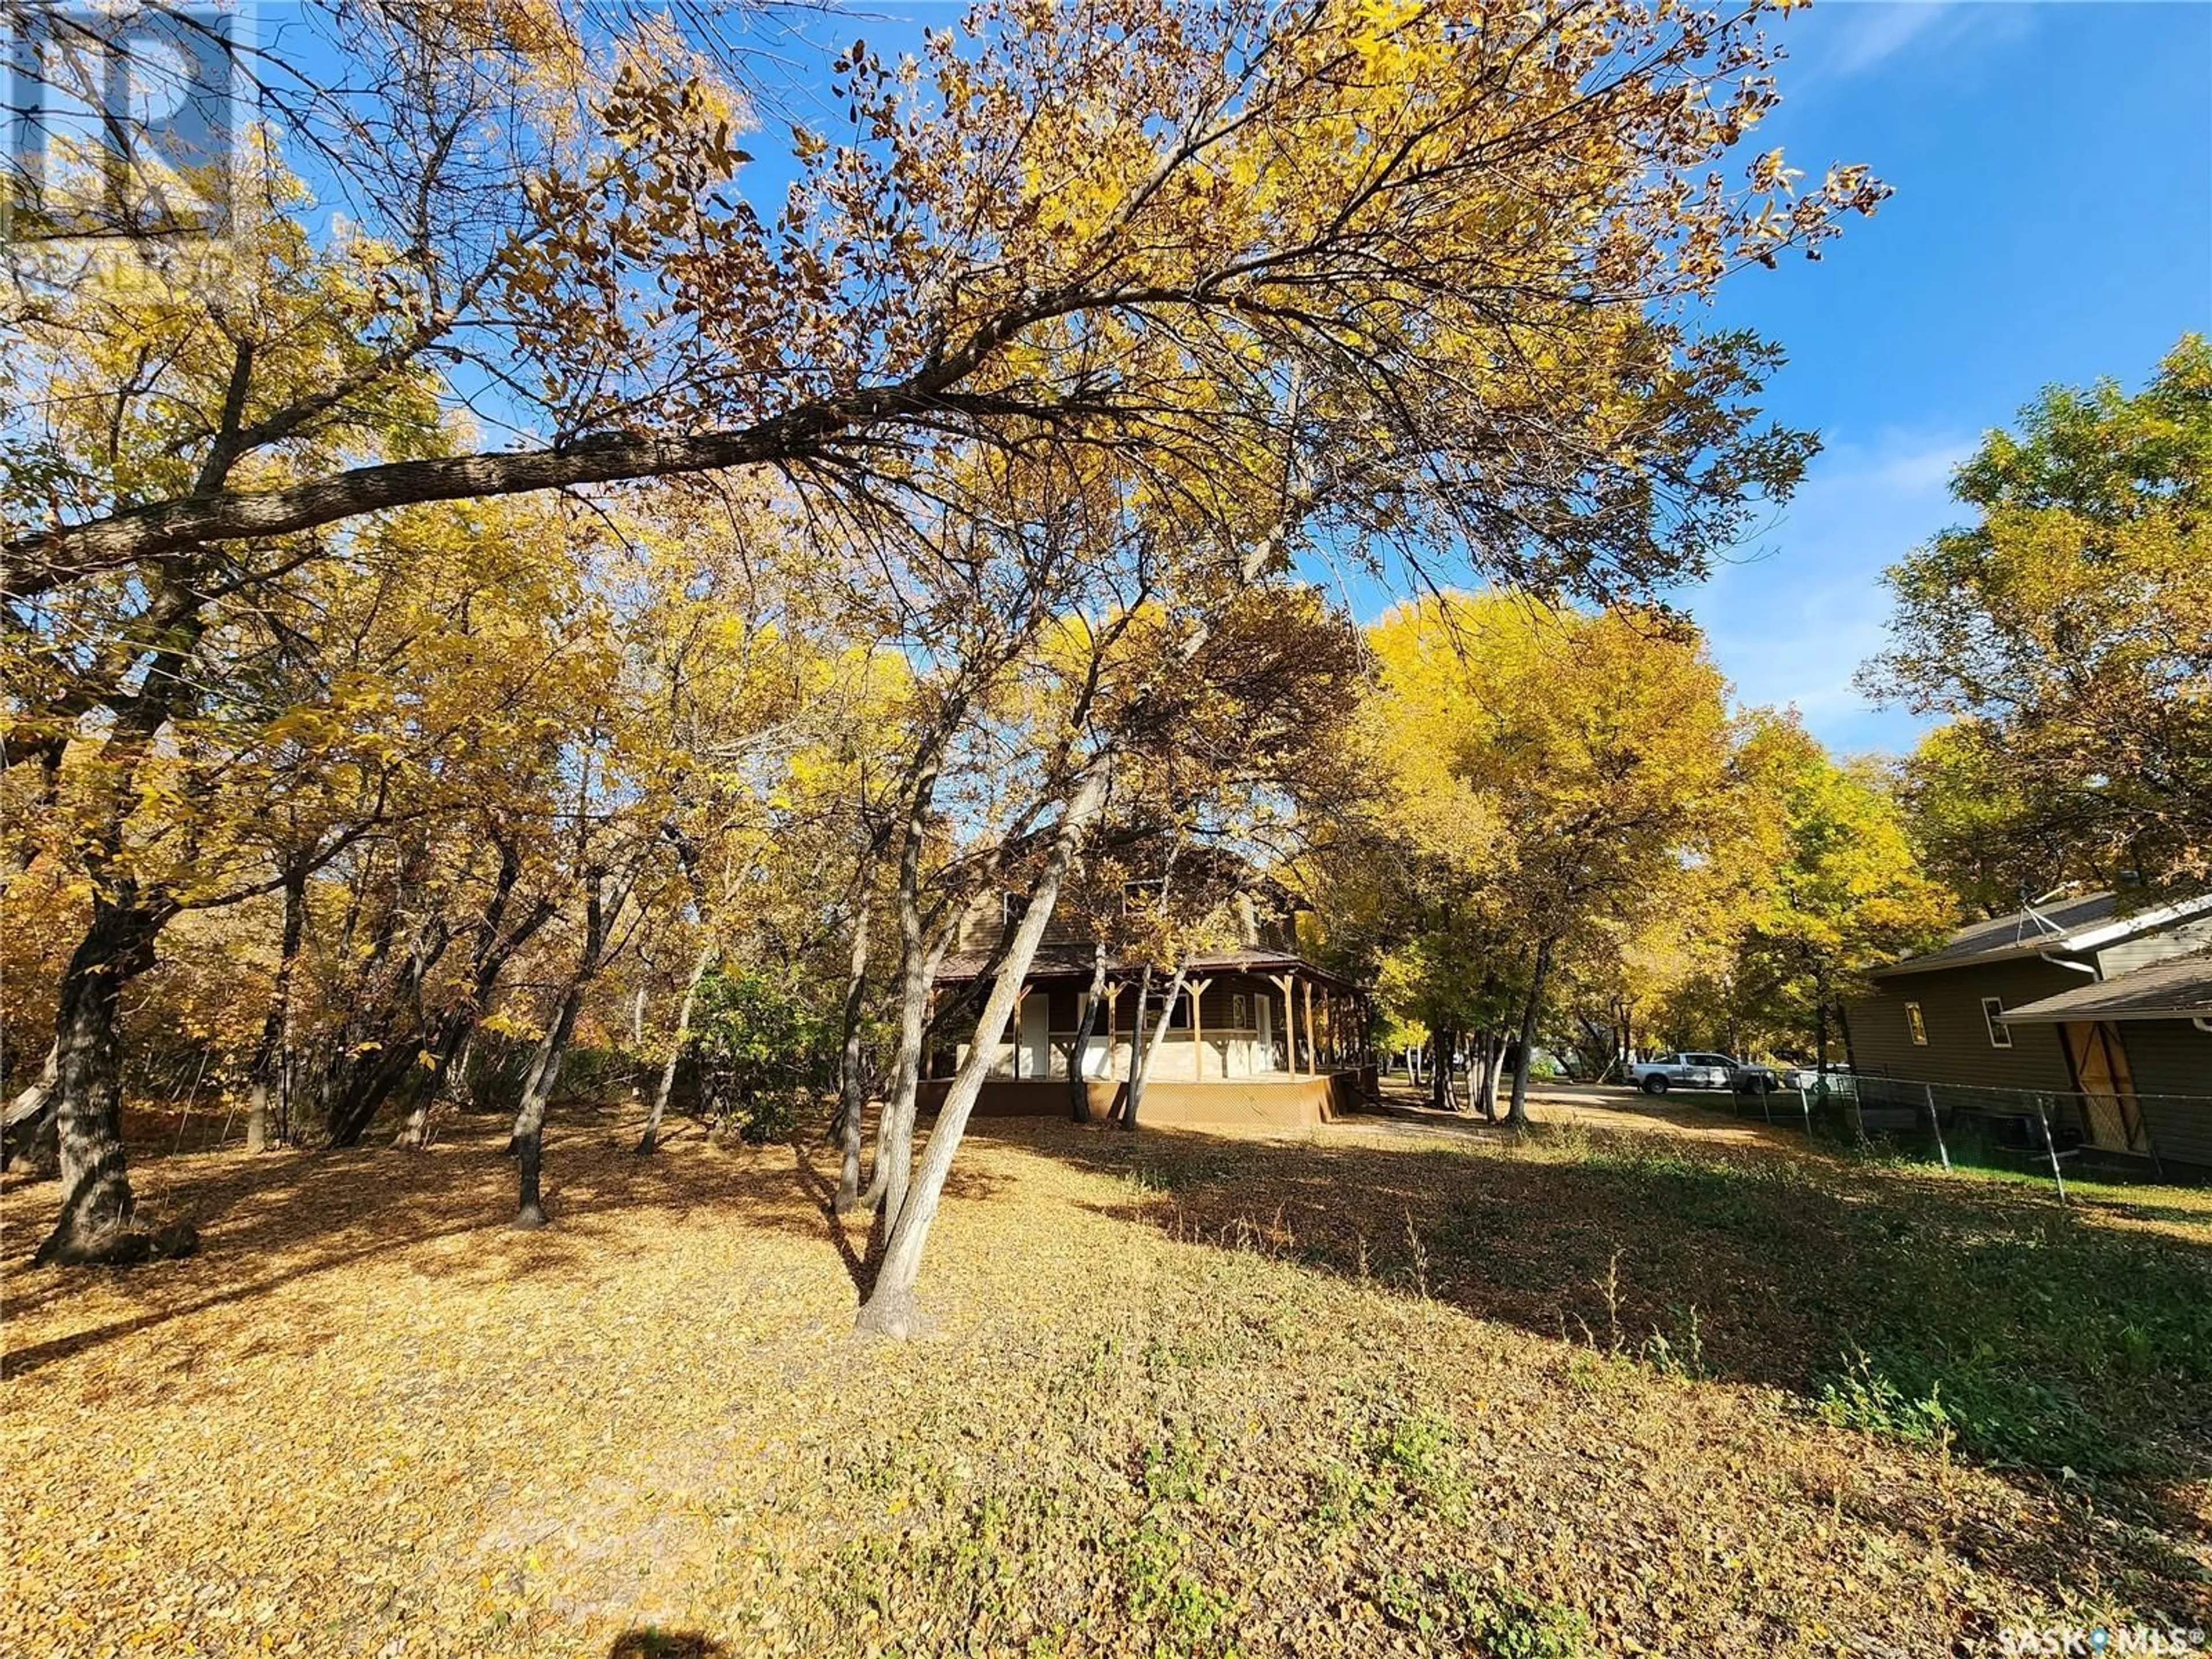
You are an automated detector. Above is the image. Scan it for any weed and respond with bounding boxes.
[1816,1350,1956,1452]
[1642,1303,1705,1380]
[1142,1433,1213,1506]
[1594,1247,1624,1355]
[1370,1563,1587,1657]
[1308,1456,1389,1532]
[1402,1209,1431,1298]
[1379,1408,1466,1510]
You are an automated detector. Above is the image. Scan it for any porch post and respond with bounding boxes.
[1186,978,1215,1082]
[1106,980,1119,1080]
[1303,980,1317,1079]
[1268,973,1297,1077]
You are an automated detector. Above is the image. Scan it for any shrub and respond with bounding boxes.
[686,967,834,1141]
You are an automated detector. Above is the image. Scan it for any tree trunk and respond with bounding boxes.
[326,1036,430,1147]
[35,897,198,1265]
[1067,945,1107,1123]
[863,732,953,1221]
[1123,969,1153,1123]
[1430,1027,1452,1111]
[3,1044,60,1176]
[858,760,1108,1335]
[509,873,612,1229]
[831,904,873,1159]
[1505,937,1554,1130]
[247,873,308,1154]
[1119,963,1188,1132]
[510,983,584,1229]
[639,945,714,1156]
[870,919,951,1222]
[1813,962,1832,1084]
[389,837,552,1150]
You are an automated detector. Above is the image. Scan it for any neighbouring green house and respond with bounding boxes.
[1844,891,2212,1176]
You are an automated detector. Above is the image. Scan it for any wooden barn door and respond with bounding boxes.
[2062,1021,2147,1153]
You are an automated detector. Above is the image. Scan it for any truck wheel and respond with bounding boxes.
[1642,1074,1668,1096]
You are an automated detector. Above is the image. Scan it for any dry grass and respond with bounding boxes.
[3,1101,2209,1658]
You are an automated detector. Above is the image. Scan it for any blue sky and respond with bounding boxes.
[751,1,2211,758]
[1686,0,2212,756]
[243,2,2212,759]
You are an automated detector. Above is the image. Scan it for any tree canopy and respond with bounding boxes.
[1869,335,2212,902]
[4,0,1896,1294]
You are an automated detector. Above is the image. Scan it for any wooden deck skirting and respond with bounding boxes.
[919,1070,1376,1130]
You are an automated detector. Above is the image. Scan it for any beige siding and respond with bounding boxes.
[963,972,1296,1081]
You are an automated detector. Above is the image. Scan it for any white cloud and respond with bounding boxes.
[1796,2,2035,86]
[1823,2,1960,76]
[1688,432,1973,757]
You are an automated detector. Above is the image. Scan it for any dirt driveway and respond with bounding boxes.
[1354,1078,1822,1156]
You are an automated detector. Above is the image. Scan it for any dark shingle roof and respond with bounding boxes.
[1868,891,2212,978]
[935,946,1364,993]
[1998,953,2212,1024]
[1872,892,2126,977]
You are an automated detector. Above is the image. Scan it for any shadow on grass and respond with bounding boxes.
[0,1103,1001,1377]
[980,1114,2212,1486]
[608,1632,729,1659]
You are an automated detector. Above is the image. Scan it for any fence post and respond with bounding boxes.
[1923,1082,1950,1174]
[1797,1082,1813,1137]
[2033,1093,2068,1206]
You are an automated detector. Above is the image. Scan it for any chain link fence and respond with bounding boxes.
[1706,1070,2206,1199]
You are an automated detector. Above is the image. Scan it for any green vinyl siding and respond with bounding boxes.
[2117,1021,2212,1173]
[1846,959,2085,1092]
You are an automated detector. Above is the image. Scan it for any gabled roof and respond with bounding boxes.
[1999,952,2212,1025]
[1869,891,2212,979]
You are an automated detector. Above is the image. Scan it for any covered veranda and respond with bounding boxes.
[926,948,1378,1127]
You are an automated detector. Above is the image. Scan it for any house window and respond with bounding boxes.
[1232,993,1249,1029]
[1905,1002,1928,1046]
[1980,997,2013,1049]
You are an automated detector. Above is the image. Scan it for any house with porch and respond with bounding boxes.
[1845,891,2212,1176]
[925,882,1376,1128]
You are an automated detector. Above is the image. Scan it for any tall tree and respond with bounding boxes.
[1865,336,2212,897]
[1661,711,1952,1065]
[1356,597,1740,1124]
[6,0,1879,596]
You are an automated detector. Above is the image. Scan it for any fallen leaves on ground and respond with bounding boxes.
[3,1100,2207,1657]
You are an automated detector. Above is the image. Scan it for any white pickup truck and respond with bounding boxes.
[1628,1052,1784,1094]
